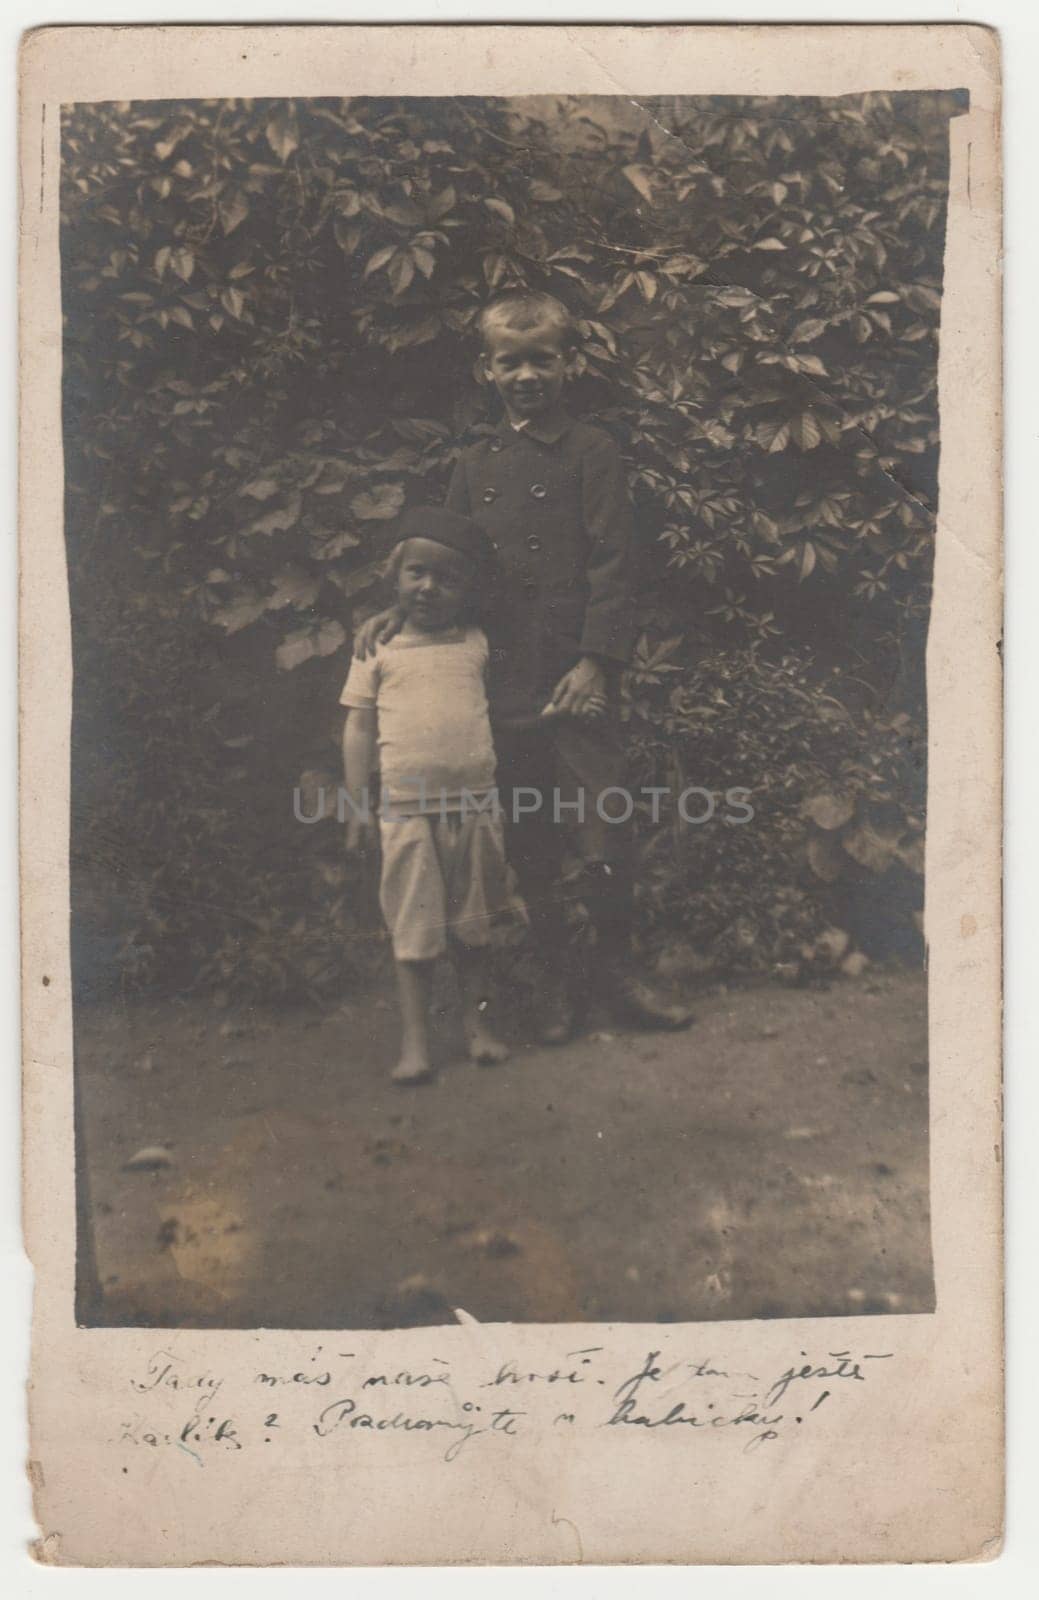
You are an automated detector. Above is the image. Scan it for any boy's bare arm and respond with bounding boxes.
[342,706,377,848]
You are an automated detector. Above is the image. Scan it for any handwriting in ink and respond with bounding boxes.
[362,1367,451,1390]
[607,1394,783,1437]
[114,1344,895,1466]
[763,1350,891,1407]
[130,1349,223,1401]
[120,1411,241,1452]
[483,1348,603,1388]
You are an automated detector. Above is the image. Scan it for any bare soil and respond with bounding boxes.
[76,968,933,1329]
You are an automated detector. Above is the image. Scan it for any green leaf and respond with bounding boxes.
[388,252,415,295]
[246,494,302,536]
[803,792,855,830]
[334,219,363,255]
[219,191,250,235]
[154,123,191,162]
[329,559,381,598]
[905,283,941,314]
[312,461,354,496]
[220,286,246,320]
[896,835,925,876]
[266,108,300,164]
[752,237,787,251]
[381,198,423,227]
[815,927,851,963]
[350,483,405,522]
[335,188,362,218]
[276,619,346,671]
[790,412,822,451]
[806,833,844,882]
[311,528,360,560]
[484,197,516,225]
[212,590,270,634]
[756,420,790,453]
[170,246,194,282]
[240,478,280,501]
[843,821,901,873]
[621,164,654,204]
[427,185,456,221]
[267,569,320,611]
[364,245,396,278]
[599,273,634,312]
[529,180,563,201]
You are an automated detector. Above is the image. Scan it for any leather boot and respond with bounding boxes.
[578,860,693,1029]
[601,967,695,1031]
[535,981,582,1046]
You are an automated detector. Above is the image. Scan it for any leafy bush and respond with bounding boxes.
[625,644,925,978]
[60,91,959,996]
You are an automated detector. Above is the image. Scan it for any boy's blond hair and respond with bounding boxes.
[478,291,578,351]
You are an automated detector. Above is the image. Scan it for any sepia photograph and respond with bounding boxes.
[19,21,1005,1568]
[58,86,962,1332]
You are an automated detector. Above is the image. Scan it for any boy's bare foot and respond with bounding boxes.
[391,1051,434,1085]
[464,1020,510,1066]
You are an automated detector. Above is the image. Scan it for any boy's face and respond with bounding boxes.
[481,321,572,423]
[395,538,469,632]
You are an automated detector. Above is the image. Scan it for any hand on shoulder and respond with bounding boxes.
[353,606,403,659]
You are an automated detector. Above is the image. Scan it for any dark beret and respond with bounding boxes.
[393,505,495,566]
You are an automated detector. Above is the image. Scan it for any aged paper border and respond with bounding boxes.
[19,23,1002,1566]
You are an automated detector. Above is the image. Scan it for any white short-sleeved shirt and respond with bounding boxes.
[340,626,497,815]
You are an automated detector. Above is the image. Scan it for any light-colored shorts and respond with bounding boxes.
[378,811,509,961]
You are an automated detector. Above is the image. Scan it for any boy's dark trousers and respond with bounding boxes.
[492,713,636,998]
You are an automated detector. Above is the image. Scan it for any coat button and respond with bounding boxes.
[526,534,542,551]
[530,483,547,500]
[489,439,503,453]
[482,487,498,504]
[523,579,537,596]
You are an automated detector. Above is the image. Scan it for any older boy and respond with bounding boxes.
[359,291,692,1043]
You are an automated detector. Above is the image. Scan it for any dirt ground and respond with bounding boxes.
[76,968,933,1329]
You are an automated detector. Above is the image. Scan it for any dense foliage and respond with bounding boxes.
[60,92,959,998]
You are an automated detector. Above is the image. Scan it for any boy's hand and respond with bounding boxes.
[344,813,375,855]
[543,657,608,720]
[353,606,403,660]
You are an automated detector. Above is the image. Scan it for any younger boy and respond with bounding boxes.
[340,506,510,1084]
[357,292,692,1043]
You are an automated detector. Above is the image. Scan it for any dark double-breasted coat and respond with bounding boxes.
[445,408,636,721]
[445,408,636,875]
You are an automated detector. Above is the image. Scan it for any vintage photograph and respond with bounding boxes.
[60,88,961,1332]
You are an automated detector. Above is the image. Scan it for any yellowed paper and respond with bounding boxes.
[20,24,1002,1566]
